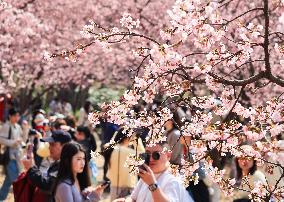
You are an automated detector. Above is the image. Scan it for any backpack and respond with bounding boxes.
[13,172,48,202]
[13,172,34,202]
[32,187,48,202]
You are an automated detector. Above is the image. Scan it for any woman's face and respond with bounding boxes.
[164,120,173,130]
[238,157,254,172]
[72,151,85,175]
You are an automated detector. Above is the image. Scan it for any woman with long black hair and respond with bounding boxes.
[54,142,103,202]
[75,126,97,161]
[75,126,98,184]
[233,145,266,202]
[107,128,144,201]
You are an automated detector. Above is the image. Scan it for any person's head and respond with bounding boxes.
[41,130,71,161]
[53,118,67,130]
[75,126,91,141]
[114,128,130,145]
[8,108,20,124]
[34,109,46,116]
[106,128,129,167]
[57,142,91,191]
[75,125,97,154]
[164,120,174,130]
[65,115,76,129]
[34,113,49,126]
[145,142,171,173]
[236,156,257,179]
[235,145,257,179]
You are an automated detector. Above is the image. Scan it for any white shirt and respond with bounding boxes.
[131,170,194,202]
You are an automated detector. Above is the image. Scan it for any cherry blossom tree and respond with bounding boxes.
[0,0,176,95]
[0,0,177,112]
[51,0,284,201]
[0,0,97,94]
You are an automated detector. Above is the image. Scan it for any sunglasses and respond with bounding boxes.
[141,151,161,161]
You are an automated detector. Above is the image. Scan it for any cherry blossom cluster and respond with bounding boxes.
[204,161,236,197]
[120,12,140,31]
[124,153,144,175]
[3,0,174,95]
[0,0,8,10]
[46,0,284,200]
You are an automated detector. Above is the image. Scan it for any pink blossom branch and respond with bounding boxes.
[221,7,264,25]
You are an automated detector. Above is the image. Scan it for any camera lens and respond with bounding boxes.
[139,153,150,165]
[144,153,150,165]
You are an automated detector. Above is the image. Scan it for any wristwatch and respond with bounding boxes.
[148,183,159,192]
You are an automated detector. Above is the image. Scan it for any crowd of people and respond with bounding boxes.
[0,98,283,202]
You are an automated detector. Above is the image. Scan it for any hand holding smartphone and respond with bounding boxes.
[139,153,150,171]
[100,180,111,188]
[26,143,34,159]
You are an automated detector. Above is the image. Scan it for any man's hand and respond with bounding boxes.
[22,157,34,170]
[138,164,156,186]
[12,139,22,148]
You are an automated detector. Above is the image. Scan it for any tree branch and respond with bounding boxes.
[208,71,266,86]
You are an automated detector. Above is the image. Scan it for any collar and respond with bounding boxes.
[8,121,16,128]
[62,178,73,185]
[154,169,168,180]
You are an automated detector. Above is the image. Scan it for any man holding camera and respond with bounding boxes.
[115,142,194,202]
[0,108,29,201]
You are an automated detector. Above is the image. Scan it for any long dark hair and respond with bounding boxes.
[235,157,257,180]
[107,128,129,167]
[76,126,97,152]
[56,142,91,191]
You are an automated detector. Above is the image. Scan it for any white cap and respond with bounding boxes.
[34,114,49,126]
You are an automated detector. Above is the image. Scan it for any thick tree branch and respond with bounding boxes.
[208,71,266,86]
[263,0,271,74]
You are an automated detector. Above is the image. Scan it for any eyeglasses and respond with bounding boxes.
[141,151,161,161]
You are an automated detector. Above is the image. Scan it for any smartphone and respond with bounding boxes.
[139,153,150,171]
[27,143,34,159]
[101,181,111,188]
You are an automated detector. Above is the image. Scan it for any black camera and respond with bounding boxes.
[140,153,150,165]
[28,129,38,136]
[139,153,150,171]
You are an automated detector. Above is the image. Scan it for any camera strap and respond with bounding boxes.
[8,125,12,140]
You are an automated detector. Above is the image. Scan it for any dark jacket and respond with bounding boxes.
[27,161,59,202]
